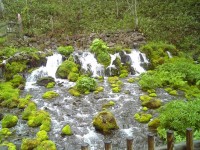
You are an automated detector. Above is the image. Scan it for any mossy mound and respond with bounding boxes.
[57,46,74,57]
[0,142,16,150]
[21,138,40,150]
[61,124,73,136]
[134,113,152,123]
[102,101,115,109]
[42,91,59,99]
[108,76,123,93]
[93,110,119,134]
[56,60,79,79]
[22,102,37,120]
[36,76,55,87]
[2,114,18,128]
[36,140,57,150]
[142,99,162,109]
[0,128,12,137]
[10,74,25,89]
[140,95,153,102]
[36,130,49,141]
[18,94,32,109]
[127,78,135,83]
[148,118,160,129]
[46,82,56,88]
[94,86,104,94]
[149,93,157,97]
[68,88,81,97]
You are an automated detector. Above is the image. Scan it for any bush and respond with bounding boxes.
[57,46,74,57]
[75,76,97,93]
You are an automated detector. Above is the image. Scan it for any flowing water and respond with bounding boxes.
[0,49,177,149]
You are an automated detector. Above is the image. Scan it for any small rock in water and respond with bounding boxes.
[0,113,3,120]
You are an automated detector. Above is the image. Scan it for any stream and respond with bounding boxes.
[0,49,176,150]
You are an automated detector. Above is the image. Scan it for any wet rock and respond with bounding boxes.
[0,113,3,120]
[93,110,119,134]
[142,99,162,109]
[36,76,55,87]
[0,146,8,150]
[119,51,132,64]
[105,66,119,76]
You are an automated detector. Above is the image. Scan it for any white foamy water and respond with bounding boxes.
[166,51,172,58]
[74,52,104,77]
[128,49,149,74]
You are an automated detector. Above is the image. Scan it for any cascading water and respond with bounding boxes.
[15,50,173,150]
[128,49,149,75]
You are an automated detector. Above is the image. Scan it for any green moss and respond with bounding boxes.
[0,128,12,137]
[57,46,74,57]
[36,140,57,150]
[36,130,49,141]
[2,114,18,128]
[18,94,32,109]
[94,86,104,94]
[10,74,25,88]
[169,90,178,96]
[0,82,20,108]
[102,101,115,109]
[39,118,51,132]
[46,82,55,88]
[140,95,153,102]
[68,88,81,97]
[142,99,162,109]
[61,124,73,136]
[56,60,79,79]
[27,110,50,128]
[134,113,152,123]
[147,89,156,94]
[97,51,111,67]
[75,76,97,93]
[68,72,79,82]
[142,107,148,111]
[119,69,129,78]
[42,91,59,99]
[148,118,160,129]
[127,78,135,83]
[149,93,157,97]
[22,102,37,120]
[93,110,119,134]
[21,138,39,150]
[112,86,121,93]
[0,142,16,150]
[108,76,119,84]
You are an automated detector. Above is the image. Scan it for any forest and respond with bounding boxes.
[0,0,200,149]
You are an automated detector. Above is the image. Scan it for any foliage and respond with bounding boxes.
[90,39,111,67]
[61,125,73,136]
[2,114,18,128]
[56,60,79,79]
[140,42,178,69]
[42,91,59,99]
[139,58,200,99]
[75,76,97,94]
[157,99,200,141]
[0,82,19,108]
[134,112,152,123]
[57,46,74,57]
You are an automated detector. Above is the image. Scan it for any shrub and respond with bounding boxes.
[57,46,74,57]
[75,76,97,93]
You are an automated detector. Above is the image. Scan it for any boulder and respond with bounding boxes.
[93,110,119,134]
[36,76,55,87]
[105,66,119,76]
[119,51,132,64]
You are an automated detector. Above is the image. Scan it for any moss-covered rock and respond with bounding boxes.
[68,88,81,97]
[112,86,121,93]
[134,113,152,123]
[140,95,153,102]
[148,118,160,129]
[127,78,135,83]
[61,124,73,136]
[56,60,79,79]
[102,101,115,109]
[94,86,104,94]
[10,74,25,88]
[37,76,55,87]
[108,76,119,84]
[28,111,49,127]
[36,140,57,150]
[36,130,49,141]
[0,128,12,137]
[21,138,39,150]
[93,110,119,134]
[142,107,148,111]
[142,99,162,109]
[22,102,37,120]
[149,93,157,97]
[0,142,16,150]
[2,114,18,128]
[18,94,32,109]
[46,82,55,88]
[68,72,79,82]
[42,91,59,99]
[39,118,51,132]
[57,46,74,57]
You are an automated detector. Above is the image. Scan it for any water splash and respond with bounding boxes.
[166,51,172,58]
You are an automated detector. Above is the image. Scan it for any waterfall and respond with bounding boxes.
[166,51,172,58]
[128,49,149,74]
[73,52,104,77]
[25,53,63,89]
